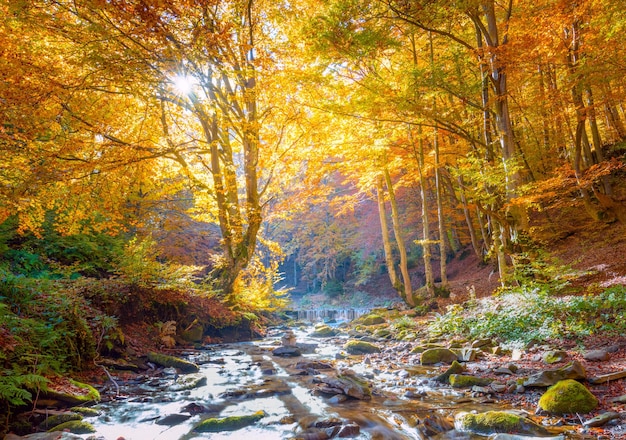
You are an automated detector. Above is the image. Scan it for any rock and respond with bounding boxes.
[310,325,336,337]
[312,417,343,428]
[317,370,372,400]
[455,347,478,362]
[337,423,360,437]
[71,407,99,417]
[192,410,266,432]
[39,413,82,430]
[538,379,598,414]
[373,328,391,338]
[156,413,192,426]
[281,330,297,346]
[494,366,514,375]
[455,411,549,436]
[180,323,204,343]
[147,352,199,373]
[511,349,523,361]
[589,369,626,384]
[295,360,333,370]
[296,342,318,353]
[169,373,207,391]
[434,360,465,382]
[490,382,508,393]
[583,349,610,361]
[449,374,493,388]
[583,411,621,427]
[343,340,381,355]
[542,350,567,364]
[4,434,85,440]
[47,420,96,434]
[420,348,458,365]
[272,346,302,357]
[471,338,493,348]
[98,357,140,372]
[490,435,565,440]
[610,394,626,403]
[327,394,348,403]
[358,313,386,325]
[523,360,586,387]
[44,380,101,405]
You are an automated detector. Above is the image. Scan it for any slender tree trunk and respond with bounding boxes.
[433,129,448,287]
[417,133,435,297]
[376,175,405,303]
[458,175,481,258]
[383,167,414,306]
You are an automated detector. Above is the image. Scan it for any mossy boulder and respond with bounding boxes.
[48,420,96,434]
[344,340,381,355]
[40,412,82,429]
[434,361,465,383]
[193,410,266,432]
[170,373,208,391]
[45,380,101,405]
[455,411,549,436]
[420,348,458,365]
[449,374,493,388]
[311,324,337,337]
[538,379,598,414]
[72,406,100,417]
[147,352,199,373]
[373,328,391,338]
[358,313,386,326]
[180,323,204,343]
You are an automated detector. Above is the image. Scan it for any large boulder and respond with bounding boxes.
[310,324,337,337]
[449,374,493,388]
[147,352,199,373]
[344,340,381,355]
[358,313,386,326]
[523,361,586,387]
[193,411,266,433]
[420,348,458,365]
[455,411,549,436]
[537,379,598,414]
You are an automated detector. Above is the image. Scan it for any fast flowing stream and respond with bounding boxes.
[78,323,552,440]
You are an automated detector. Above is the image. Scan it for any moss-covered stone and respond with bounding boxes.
[344,340,381,355]
[538,379,598,414]
[193,410,266,432]
[46,380,101,405]
[311,324,337,337]
[72,406,100,417]
[358,313,386,326]
[147,352,199,373]
[435,361,465,383]
[180,324,204,343]
[48,420,96,434]
[420,348,458,365]
[449,374,493,388]
[455,411,549,436]
[39,412,82,429]
[373,328,391,338]
[170,373,208,391]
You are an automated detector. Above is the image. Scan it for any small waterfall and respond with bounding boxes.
[294,308,370,323]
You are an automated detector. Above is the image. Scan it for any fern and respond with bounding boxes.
[0,372,48,406]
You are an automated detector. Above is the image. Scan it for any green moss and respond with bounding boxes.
[358,314,385,326]
[193,411,266,432]
[538,379,598,414]
[311,324,336,337]
[343,340,381,354]
[449,374,492,388]
[46,379,100,404]
[39,412,82,429]
[420,348,458,365]
[147,352,199,373]
[435,361,465,383]
[456,411,548,436]
[71,406,100,417]
[48,420,96,434]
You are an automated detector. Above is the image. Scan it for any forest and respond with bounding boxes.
[1,0,626,437]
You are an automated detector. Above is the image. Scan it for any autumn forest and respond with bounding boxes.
[2,0,626,436]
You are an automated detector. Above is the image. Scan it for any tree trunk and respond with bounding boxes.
[416,133,435,297]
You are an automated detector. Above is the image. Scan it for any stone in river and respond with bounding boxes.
[272,346,302,357]
[523,360,586,387]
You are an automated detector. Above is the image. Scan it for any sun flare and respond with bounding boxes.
[172,74,195,95]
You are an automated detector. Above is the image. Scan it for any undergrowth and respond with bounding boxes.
[428,285,626,344]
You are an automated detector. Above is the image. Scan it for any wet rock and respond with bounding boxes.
[192,410,266,432]
[455,410,549,436]
[434,360,465,383]
[589,369,626,384]
[44,380,101,405]
[337,423,360,437]
[146,352,199,373]
[420,348,458,365]
[610,394,626,403]
[418,413,454,436]
[583,411,621,427]
[39,413,82,430]
[310,324,337,338]
[403,388,426,398]
[523,360,586,387]
[542,350,567,364]
[538,379,598,414]
[358,313,386,326]
[181,402,213,414]
[312,417,342,428]
[317,370,372,400]
[47,420,96,434]
[281,330,297,346]
[343,340,381,355]
[296,342,318,354]
[273,346,302,357]
[170,373,207,391]
[327,394,348,403]
[583,349,610,361]
[156,413,192,426]
[295,360,333,371]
